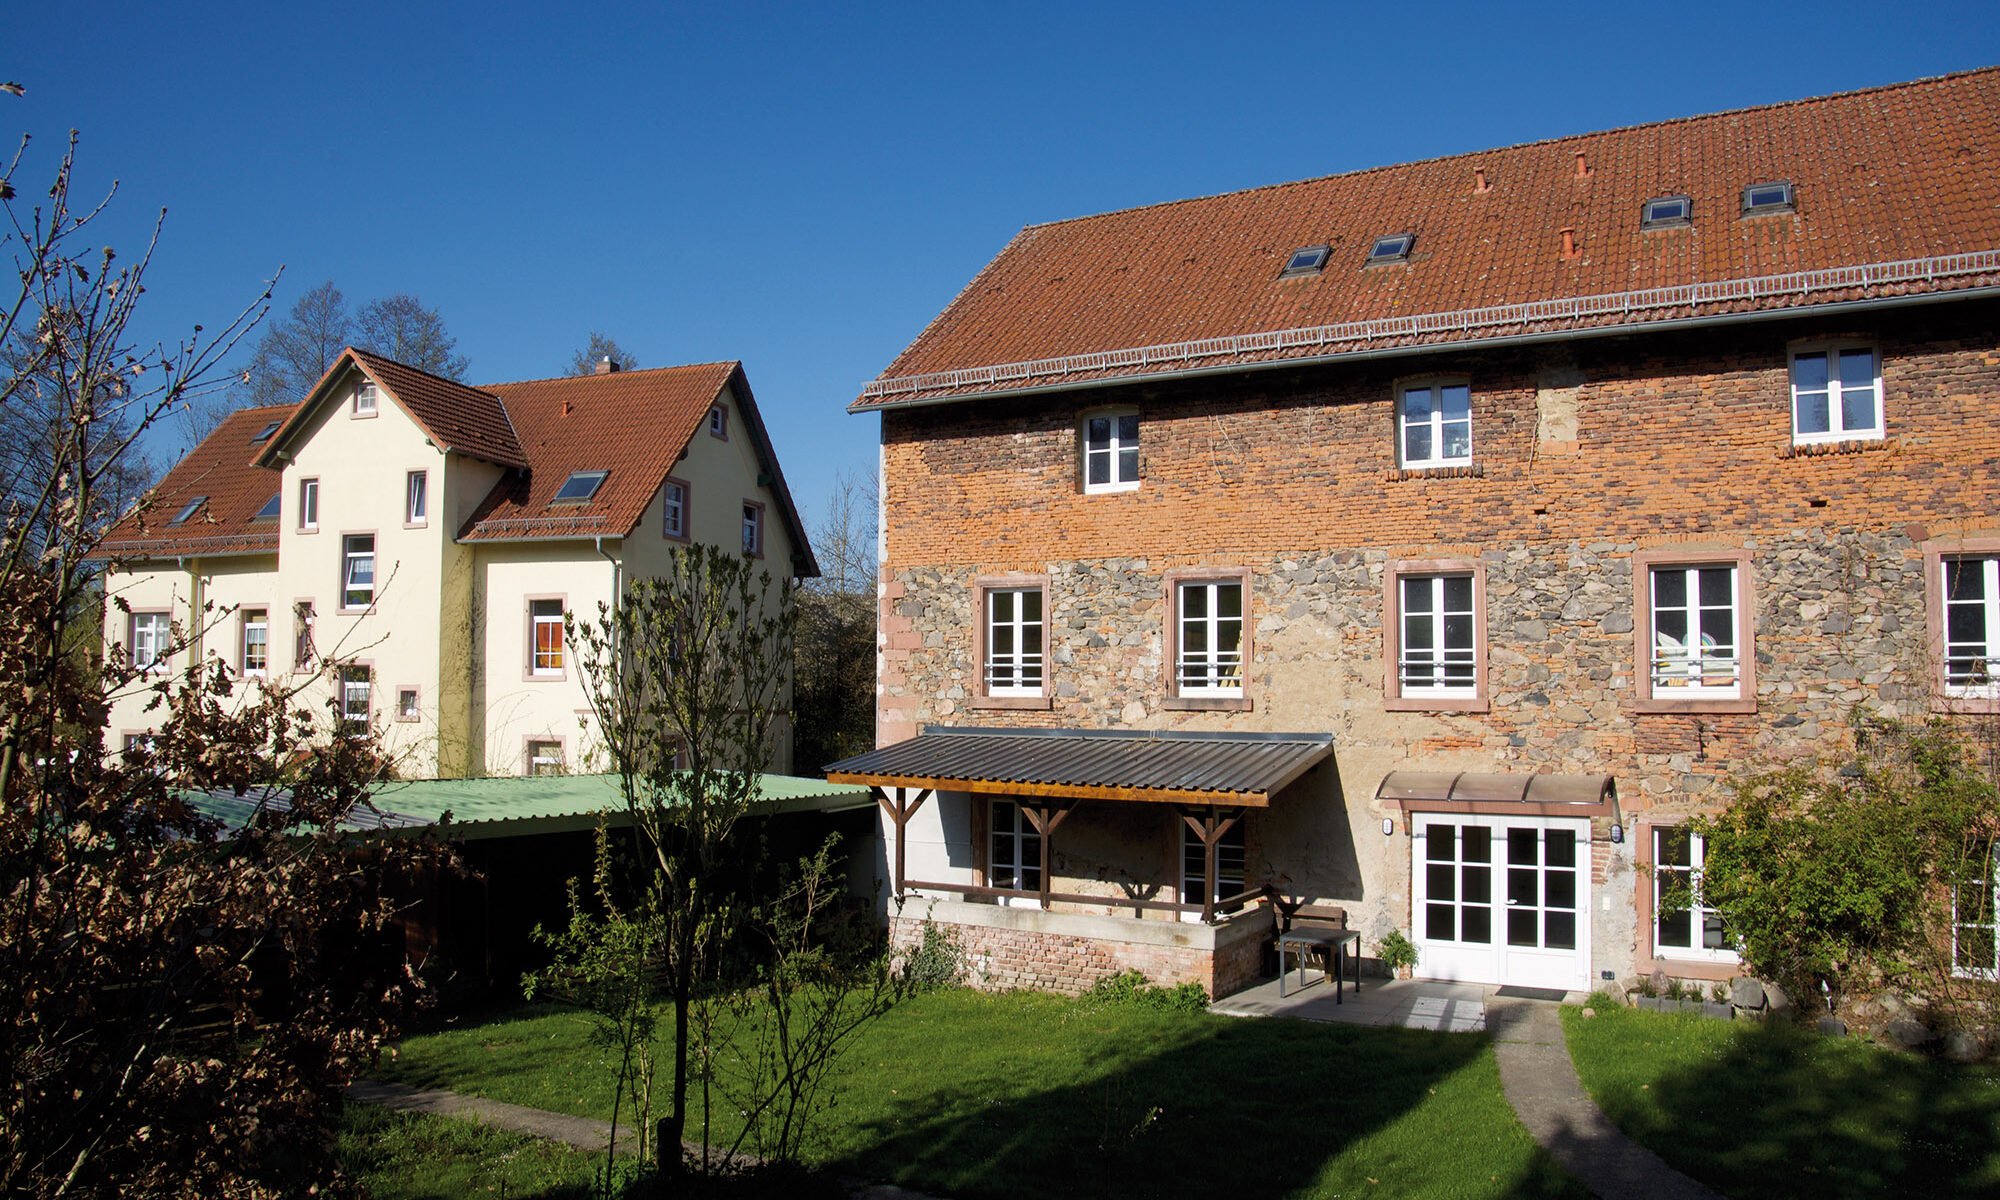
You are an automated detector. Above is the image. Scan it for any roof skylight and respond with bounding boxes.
[1741,181,1795,215]
[253,492,282,521]
[1641,195,1692,229]
[252,420,281,443]
[1365,234,1414,265]
[551,470,608,504]
[1280,245,1331,277]
[170,496,207,525]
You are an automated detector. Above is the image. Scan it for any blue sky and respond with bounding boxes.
[10,2,2000,536]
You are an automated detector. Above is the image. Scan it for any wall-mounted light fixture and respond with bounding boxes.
[1610,824,1625,845]
[1382,817,1395,837]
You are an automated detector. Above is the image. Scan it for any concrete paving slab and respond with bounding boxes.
[1212,976,1491,1031]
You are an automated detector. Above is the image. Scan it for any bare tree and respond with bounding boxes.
[796,468,877,771]
[356,293,468,380]
[569,331,638,375]
[242,280,349,403]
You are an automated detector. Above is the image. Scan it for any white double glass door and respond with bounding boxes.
[1412,814,1590,991]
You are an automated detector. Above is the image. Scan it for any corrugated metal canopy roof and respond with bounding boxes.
[187,772,874,840]
[824,726,1334,807]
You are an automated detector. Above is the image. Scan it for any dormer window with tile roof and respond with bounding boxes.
[1741,181,1796,216]
[1365,234,1414,266]
[1641,195,1692,229]
[551,470,608,505]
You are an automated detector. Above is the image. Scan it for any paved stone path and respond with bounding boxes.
[1486,998,1723,1200]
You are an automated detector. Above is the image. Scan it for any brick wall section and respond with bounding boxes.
[888,915,1264,998]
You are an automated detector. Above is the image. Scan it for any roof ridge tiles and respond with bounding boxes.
[482,359,741,390]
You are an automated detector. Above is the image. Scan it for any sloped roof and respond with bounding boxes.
[96,404,296,559]
[856,68,2000,410]
[459,361,736,542]
[348,349,526,468]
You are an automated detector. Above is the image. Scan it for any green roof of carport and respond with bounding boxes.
[188,772,875,841]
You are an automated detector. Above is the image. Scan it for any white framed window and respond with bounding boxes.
[1180,820,1246,907]
[988,800,1042,892]
[241,608,268,675]
[396,686,420,722]
[342,535,375,610]
[984,587,1044,696]
[405,470,427,525]
[1653,827,1738,964]
[1649,563,1741,698]
[130,612,169,671]
[1081,410,1140,493]
[1176,580,1243,696]
[1944,556,2000,696]
[1790,343,1881,445]
[1398,380,1472,468]
[353,379,378,415]
[527,739,565,777]
[662,479,688,540]
[1399,573,1475,694]
[708,405,728,439]
[1953,839,1997,981]
[339,665,370,731]
[530,599,564,676]
[294,601,316,669]
[741,502,763,556]
[299,478,319,530]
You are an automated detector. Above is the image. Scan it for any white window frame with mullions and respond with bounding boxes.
[1652,827,1739,964]
[1176,579,1244,697]
[1397,379,1472,468]
[1399,573,1476,695]
[1790,342,1882,446]
[130,611,170,671]
[1954,839,1998,981]
[342,535,376,610]
[1943,555,2000,698]
[987,799,1042,897]
[984,587,1044,697]
[1648,563,1741,699]
[1081,409,1140,493]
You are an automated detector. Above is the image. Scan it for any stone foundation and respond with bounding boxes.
[890,898,1273,998]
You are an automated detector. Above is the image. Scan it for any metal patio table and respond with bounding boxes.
[1276,926,1362,1000]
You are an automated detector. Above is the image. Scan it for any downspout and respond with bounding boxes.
[179,556,205,665]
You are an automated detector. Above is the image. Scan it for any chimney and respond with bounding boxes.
[561,399,574,417]
[1473,166,1490,194]
[1559,227,1580,259]
[1574,150,1591,179]
[595,356,619,375]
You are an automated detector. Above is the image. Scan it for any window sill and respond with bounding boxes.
[1163,695,1251,712]
[1633,953,1740,983]
[971,695,1052,711]
[403,521,428,531]
[1082,482,1141,496]
[1634,695,1756,715]
[1384,693,1489,713]
[1386,463,1483,482]
[1782,436,1893,459]
[1933,692,2000,716]
[525,671,570,684]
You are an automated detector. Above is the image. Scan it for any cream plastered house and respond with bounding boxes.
[99,348,816,779]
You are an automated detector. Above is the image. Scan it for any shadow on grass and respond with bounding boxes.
[1577,1014,2000,1198]
[830,1015,1578,1200]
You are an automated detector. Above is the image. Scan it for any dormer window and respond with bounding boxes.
[353,380,378,415]
[1280,245,1330,277]
[1741,181,1795,216]
[551,470,607,505]
[251,420,281,443]
[1641,196,1692,229]
[1365,234,1414,265]
[170,496,207,525]
[253,492,282,522]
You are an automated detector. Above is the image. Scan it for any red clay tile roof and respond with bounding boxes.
[97,404,296,560]
[459,361,739,543]
[348,349,526,469]
[856,68,2000,410]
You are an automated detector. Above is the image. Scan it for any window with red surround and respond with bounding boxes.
[1925,536,2000,714]
[973,574,1051,710]
[1164,566,1252,711]
[1383,558,1487,712]
[1631,546,1757,714]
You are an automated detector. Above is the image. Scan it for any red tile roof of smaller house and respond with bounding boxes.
[459,361,740,543]
[96,404,297,559]
[855,68,2000,410]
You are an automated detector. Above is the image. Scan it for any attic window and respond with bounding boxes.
[1741,181,1795,215]
[1365,234,1414,265]
[551,471,607,505]
[253,493,282,521]
[1280,245,1330,277]
[1641,195,1692,229]
[353,380,378,416]
[170,496,207,525]
[251,420,281,443]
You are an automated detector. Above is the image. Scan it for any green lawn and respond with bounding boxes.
[1563,1003,2000,1198]
[338,1103,599,1200]
[374,990,1584,1199]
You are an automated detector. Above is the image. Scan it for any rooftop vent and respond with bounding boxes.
[251,420,281,443]
[1574,151,1591,179]
[1741,181,1796,216]
[1473,167,1490,194]
[170,496,207,525]
[1641,195,1692,229]
[1280,245,1330,277]
[1364,234,1414,266]
[551,470,608,505]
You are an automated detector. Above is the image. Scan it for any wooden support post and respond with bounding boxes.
[1179,805,1242,923]
[1021,801,1074,910]
[875,786,931,899]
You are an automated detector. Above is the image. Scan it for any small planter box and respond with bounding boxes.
[1631,995,1735,1020]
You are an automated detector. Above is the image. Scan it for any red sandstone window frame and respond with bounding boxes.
[973,574,1052,710]
[1924,535,2000,715]
[742,500,765,558]
[127,608,172,673]
[1163,566,1253,712]
[1631,546,1758,714]
[238,605,269,677]
[661,476,690,542]
[394,683,422,723]
[524,594,568,682]
[1383,558,1488,712]
[524,734,568,777]
[1632,817,1741,982]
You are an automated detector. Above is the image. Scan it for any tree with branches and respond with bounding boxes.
[569,331,638,375]
[356,293,468,380]
[795,467,878,772]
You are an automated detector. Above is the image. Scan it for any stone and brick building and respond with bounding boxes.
[828,69,2000,997]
